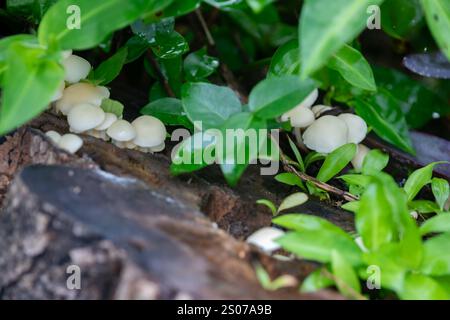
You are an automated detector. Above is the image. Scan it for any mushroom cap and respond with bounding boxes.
[286,106,315,128]
[62,50,73,59]
[281,88,318,123]
[131,115,167,148]
[338,113,368,144]
[45,130,62,144]
[68,103,105,133]
[149,142,166,153]
[55,83,110,115]
[58,134,83,154]
[351,144,370,172]
[106,120,136,142]
[62,54,91,84]
[95,112,117,131]
[302,115,348,153]
[246,227,285,253]
[311,104,333,117]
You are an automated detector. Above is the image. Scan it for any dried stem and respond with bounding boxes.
[278,143,358,202]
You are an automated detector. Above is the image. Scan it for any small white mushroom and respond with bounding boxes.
[312,104,333,117]
[58,134,83,154]
[106,120,136,148]
[55,83,110,115]
[246,227,285,253]
[67,103,105,134]
[281,89,318,124]
[50,81,66,103]
[351,144,371,172]
[281,106,315,128]
[131,115,167,153]
[62,54,92,84]
[354,236,368,252]
[87,112,118,140]
[45,130,62,144]
[338,113,368,144]
[410,211,419,220]
[62,50,73,59]
[300,88,319,109]
[302,115,348,154]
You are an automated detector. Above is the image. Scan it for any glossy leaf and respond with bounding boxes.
[421,0,450,60]
[248,76,316,119]
[404,162,445,202]
[420,213,450,236]
[327,44,376,92]
[299,0,383,77]
[268,39,300,77]
[184,48,219,81]
[432,178,450,211]
[381,0,424,39]
[140,98,193,129]
[90,47,128,85]
[317,144,357,183]
[274,173,305,190]
[351,92,414,154]
[0,42,64,135]
[181,82,242,129]
[38,0,155,50]
[152,30,189,59]
[421,233,450,276]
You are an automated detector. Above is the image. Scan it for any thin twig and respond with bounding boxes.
[195,9,215,46]
[278,143,359,202]
[146,51,176,98]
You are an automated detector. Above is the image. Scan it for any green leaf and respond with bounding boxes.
[124,35,150,63]
[404,162,445,202]
[420,213,450,235]
[278,193,309,213]
[339,174,372,189]
[381,0,424,40]
[256,199,277,215]
[275,173,305,190]
[248,76,316,119]
[162,0,202,17]
[327,44,376,92]
[400,274,449,300]
[218,112,267,186]
[183,48,219,81]
[421,233,450,276]
[304,151,326,169]
[90,47,128,85]
[170,132,216,175]
[273,214,351,236]
[331,250,362,299]
[276,230,362,266]
[356,174,407,251]
[409,200,440,214]
[299,0,384,78]
[181,82,242,130]
[0,42,64,135]
[38,0,155,50]
[300,268,334,293]
[152,30,189,59]
[0,34,37,72]
[432,178,449,211]
[351,92,414,154]
[341,201,360,213]
[100,99,124,117]
[287,136,305,172]
[362,149,389,175]
[421,0,450,61]
[317,143,357,183]
[6,0,57,23]
[268,39,300,77]
[131,18,174,45]
[246,0,274,13]
[373,66,449,129]
[141,98,192,129]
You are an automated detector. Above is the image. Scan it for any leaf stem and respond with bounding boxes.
[146,51,176,98]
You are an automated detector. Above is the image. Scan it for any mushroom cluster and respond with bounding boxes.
[281,89,370,171]
[46,130,83,154]
[48,52,167,154]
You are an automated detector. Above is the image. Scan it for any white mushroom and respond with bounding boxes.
[50,81,66,103]
[312,104,333,117]
[45,130,62,144]
[410,211,419,220]
[55,83,110,115]
[67,103,105,134]
[106,120,136,148]
[281,89,318,124]
[338,113,368,144]
[88,112,118,140]
[302,115,348,154]
[58,134,83,154]
[62,50,73,59]
[131,115,167,152]
[351,144,370,172]
[246,227,285,253]
[281,106,315,128]
[62,54,92,84]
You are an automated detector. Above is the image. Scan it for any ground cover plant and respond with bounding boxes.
[0,0,449,300]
